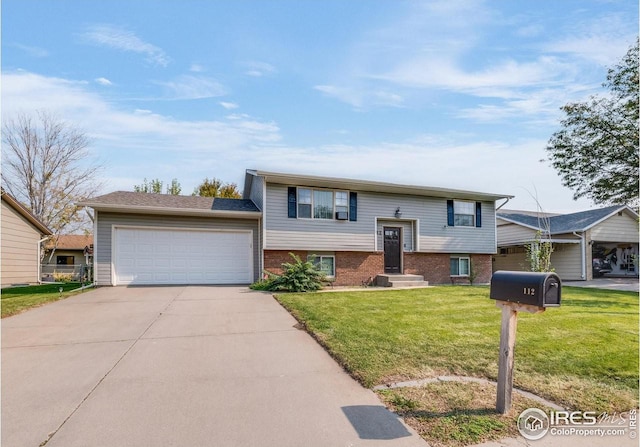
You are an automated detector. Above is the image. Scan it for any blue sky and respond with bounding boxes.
[2,0,637,212]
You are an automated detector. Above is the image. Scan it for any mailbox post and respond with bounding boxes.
[490,271,561,414]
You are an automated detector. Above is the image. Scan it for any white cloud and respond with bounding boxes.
[314,85,404,109]
[10,43,49,58]
[1,70,593,212]
[2,71,280,193]
[219,101,239,110]
[82,24,170,67]
[243,61,277,77]
[541,13,636,66]
[189,63,205,73]
[153,75,227,100]
[95,77,113,86]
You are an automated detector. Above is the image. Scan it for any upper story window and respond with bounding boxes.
[447,199,481,228]
[297,188,348,220]
[288,187,357,221]
[454,201,475,227]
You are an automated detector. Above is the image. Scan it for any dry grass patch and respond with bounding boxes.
[378,381,553,447]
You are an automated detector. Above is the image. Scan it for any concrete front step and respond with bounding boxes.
[375,274,429,287]
[388,280,430,288]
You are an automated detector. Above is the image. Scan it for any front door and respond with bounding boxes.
[384,227,401,274]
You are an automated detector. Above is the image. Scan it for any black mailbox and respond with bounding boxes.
[490,271,561,307]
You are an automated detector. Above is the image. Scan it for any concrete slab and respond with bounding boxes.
[1,341,133,447]
[564,278,639,292]
[2,286,427,447]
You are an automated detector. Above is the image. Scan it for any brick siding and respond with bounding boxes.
[263,250,492,286]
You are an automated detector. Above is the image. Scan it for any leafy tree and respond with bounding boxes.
[193,177,241,198]
[134,178,163,194]
[133,178,182,195]
[546,40,639,207]
[526,231,554,272]
[166,178,182,195]
[1,110,102,235]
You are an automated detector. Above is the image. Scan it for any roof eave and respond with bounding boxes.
[496,216,543,232]
[1,192,53,235]
[254,170,513,202]
[77,203,262,219]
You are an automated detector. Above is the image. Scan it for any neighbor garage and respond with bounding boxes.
[78,192,262,286]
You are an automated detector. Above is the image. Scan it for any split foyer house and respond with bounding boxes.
[1,190,52,287]
[494,206,639,281]
[79,169,513,286]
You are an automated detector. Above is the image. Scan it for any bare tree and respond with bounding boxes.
[2,111,102,237]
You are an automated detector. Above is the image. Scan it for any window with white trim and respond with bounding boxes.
[450,256,470,276]
[297,188,348,220]
[298,188,312,218]
[309,254,335,277]
[454,201,475,227]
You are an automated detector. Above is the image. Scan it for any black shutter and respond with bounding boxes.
[287,187,297,218]
[475,202,482,227]
[349,192,357,221]
[446,200,454,226]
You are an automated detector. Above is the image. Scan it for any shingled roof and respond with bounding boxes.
[78,191,260,217]
[498,205,635,234]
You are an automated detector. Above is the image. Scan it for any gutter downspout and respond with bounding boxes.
[496,197,511,211]
[573,232,586,280]
[494,198,511,257]
[37,236,51,284]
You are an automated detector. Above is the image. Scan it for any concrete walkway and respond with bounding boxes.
[563,277,639,292]
[2,286,427,447]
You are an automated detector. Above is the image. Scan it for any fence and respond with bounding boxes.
[41,264,93,283]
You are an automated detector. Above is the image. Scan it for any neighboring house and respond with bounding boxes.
[495,206,639,281]
[42,234,94,282]
[1,190,52,287]
[78,169,512,286]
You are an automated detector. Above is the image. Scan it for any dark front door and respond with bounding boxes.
[384,227,401,274]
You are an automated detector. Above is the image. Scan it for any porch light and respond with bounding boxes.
[395,207,402,218]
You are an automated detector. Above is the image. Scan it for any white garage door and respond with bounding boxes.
[114,227,253,285]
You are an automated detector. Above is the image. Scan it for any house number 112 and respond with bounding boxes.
[523,287,536,296]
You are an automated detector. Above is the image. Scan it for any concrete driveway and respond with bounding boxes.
[563,277,639,292]
[2,286,427,447]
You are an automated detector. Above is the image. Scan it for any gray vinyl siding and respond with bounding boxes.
[590,213,639,243]
[264,183,497,253]
[248,175,264,211]
[95,212,260,285]
[1,201,42,286]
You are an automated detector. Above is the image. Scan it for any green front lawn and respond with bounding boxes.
[1,283,82,318]
[276,286,638,413]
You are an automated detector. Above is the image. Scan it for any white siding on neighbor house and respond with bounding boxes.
[589,213,639,243]
[1,200,43,286]
[550,243,584,280]
[96,212,260,285]
[264,183,497,253]
[497,221,538,245]
[42,250,86,266]
[376,220,414,252]
[493,251,528,272]
[492,243,584,280]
